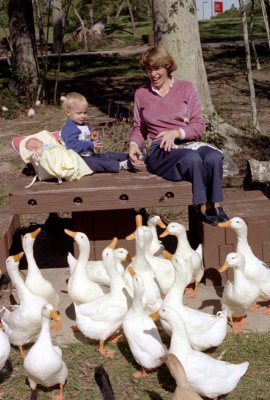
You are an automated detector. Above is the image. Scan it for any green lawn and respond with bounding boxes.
[1,332,270,399]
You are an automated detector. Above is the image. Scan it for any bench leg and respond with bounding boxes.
[0,214,20,274]
[71,209,138,260]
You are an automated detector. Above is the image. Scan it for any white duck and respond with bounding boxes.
[0,327,10,376]
[124,215,162,312]
[161,251,227,351]
[144,228,175,296]
[0,269,10,372]
[23,228,60,309]
[67,247,131,286]
[160,222,204,298]
[162,353,203,400]
[74,238,131,358]
[24,303,68,400]
[1,253,47,358]
[151,305,249,399]
[65,229,105,304]
[147,215,166,256]
[219,217,270,313]
[219,252,261,333]
[122,267,167,378]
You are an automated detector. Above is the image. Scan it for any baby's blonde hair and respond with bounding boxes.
[61,92,88,111]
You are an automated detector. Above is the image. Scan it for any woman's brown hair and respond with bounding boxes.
[139,46,177,75]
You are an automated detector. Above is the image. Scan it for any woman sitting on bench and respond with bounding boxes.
[128,45,229,226]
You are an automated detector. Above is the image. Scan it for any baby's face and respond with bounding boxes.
[66,100,88,125]
[25,138,43,151]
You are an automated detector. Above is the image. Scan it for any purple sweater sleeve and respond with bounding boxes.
[129,80,205,147]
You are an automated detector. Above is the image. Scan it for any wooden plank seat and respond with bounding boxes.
[0,206,20,274]
[9,171,192,260]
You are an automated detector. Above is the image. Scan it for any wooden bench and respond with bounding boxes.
[0,206,20,273]
[7,171,270,286]
[8,171,192,259]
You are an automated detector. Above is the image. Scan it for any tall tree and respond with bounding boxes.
[8,0,40,105]
[53,0,64,54]
[239,0,260,133]
[152,0,213,112]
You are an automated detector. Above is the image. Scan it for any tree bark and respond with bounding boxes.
[239,0,260,133]
[73,6,88,51]
[248,159,270,182]
[152,0,213,112]
[53,0,64,54]
[126,0,136,35]
[249,0,261,70]
[8,0,40,105]
[261,0,270,49]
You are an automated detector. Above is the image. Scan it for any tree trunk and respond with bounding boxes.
[8,0,40,105]
[152,0,213,112]
[74,6,88,51]
[261,0,270,49]
[249,0,261,70]
[52,0,64,54]
[239,0,260,133]
[116,1,125,18]
[89,0,94,26]
[33,0,48,48]
[126,0,136,35]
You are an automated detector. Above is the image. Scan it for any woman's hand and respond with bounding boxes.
[129,143,144,166]
[156,129,179,152]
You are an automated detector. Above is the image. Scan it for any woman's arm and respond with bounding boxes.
[181,83,205,141]
[129,91,147,165]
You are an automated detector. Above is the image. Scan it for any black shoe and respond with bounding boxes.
[214,207,229,222]
[198,208,219,226]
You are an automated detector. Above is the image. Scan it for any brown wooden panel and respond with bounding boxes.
[247,220,268,259]
[71,209,137,261]
[223,190,267,203]
[262,242,270,263]
[0,211,20,273]
[9,172,192,214]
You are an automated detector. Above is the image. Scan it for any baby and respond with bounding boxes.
[25,137,51,163]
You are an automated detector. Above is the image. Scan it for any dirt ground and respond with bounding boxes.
[0,43,269,233]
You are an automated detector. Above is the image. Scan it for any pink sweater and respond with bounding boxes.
[129,80,205,148]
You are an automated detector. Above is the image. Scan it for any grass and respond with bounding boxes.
[1,332,270,399]
[199,16,267,42]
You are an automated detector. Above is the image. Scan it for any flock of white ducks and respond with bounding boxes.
[1,213,268,399]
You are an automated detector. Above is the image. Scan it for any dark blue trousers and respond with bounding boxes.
[83,151,129,173]
[147,142,224,205]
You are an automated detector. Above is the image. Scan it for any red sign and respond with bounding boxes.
[214,1,223,13]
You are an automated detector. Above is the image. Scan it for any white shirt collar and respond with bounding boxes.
[151,77,175,96]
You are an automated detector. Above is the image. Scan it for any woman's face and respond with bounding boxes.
[146,66,169,90]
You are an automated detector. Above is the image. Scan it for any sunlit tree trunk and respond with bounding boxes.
[152,0,213,112]
[261,0,270,49]
[239,0,260,133]
[126,0,136,35]
[249,0,261,70]
[8,0,40,105]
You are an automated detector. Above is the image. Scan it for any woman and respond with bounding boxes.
[129,45,229,226]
